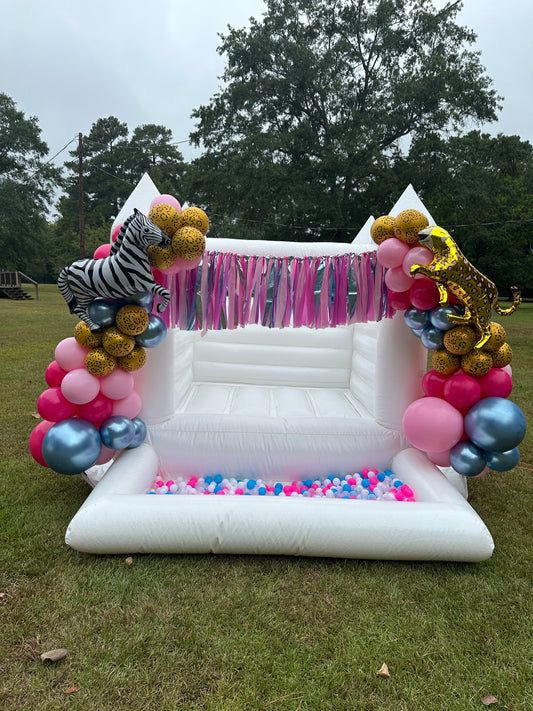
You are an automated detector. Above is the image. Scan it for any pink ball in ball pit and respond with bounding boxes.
[150,194,182,213]
[387,289,412,311]
[37,387,77,421]
[478,367,513,399]
[443,371,482,410]
[55,337,89,372]
[377,238,410,269]
[385,266,413,293]
[402,245,434,278]
[99,368,134,400]
[402,396,464,452]
[45,360,68,388]
[409,277,440,311]
[111,390,142,419]
[29,419,55,467]
[61,368,101,405]
[94,243,112,259]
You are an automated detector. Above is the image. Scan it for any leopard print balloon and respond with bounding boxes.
[482,322,507,353]
[492,342,513,368]
[393,209,429,245]
[85,347,117,376]
[370,215,395,245]
[74,320,103,349]
[148,204,181,237]
[115,305,149,336]
[118,345,147,372]
[148,245,177,270]
[432,350,461,376]
[178,207,209,235]
[102,326,135,357]
[171,226,206,261]
[461,350,493,377]
[443,325,477,355]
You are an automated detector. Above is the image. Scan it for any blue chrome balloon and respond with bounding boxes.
[126,417,147,448]
[87,298,119,328]
[429,304,459,331]
[404,307,429,331]
[121,291,154,310]
[135,314,167,348]
[42,418,102,475]
[420,325,445,351]
[464,397,527,453]
[486,447,520,472]
[100,416,135,450]
[449,440,487,477]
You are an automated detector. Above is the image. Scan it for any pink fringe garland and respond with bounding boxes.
[158,250,393,331]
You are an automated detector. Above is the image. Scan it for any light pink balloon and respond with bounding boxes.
[161,254,203,275]
[61,368,101,405]
[502,364,512,377]
[94,243,112,259]
[376,238,410,269]
[99,368,134,400]
[402,397,464,452]
[111,391,142,418]
[54,337,90,371]
[95,445,115,465]
[426,449,451,467]
[402,246,434,278]
[385,266,414,293]
[150,194,182,213]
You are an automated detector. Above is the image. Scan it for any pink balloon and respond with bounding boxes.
[502,364,512,377]
[37,387,77,421]
[94,445,115,465]
[94,243,112,259]
[77,393,114,424]
[402,396,464,452]
[422,370,448,399]
[161,254,203,275]
[402,246,434,278]
[45,360,67,387]
[385,266,414,293]
[387,289,412,311]
[61,368,101,405]
[478,368,513,399]
[443,372,482,410]
[426,449,451,467]
[111,224,122,242]
[377,238,410,269]
[150,194,182,213]
[55,337,89,372]
[99,368,134,400]
[409,278,440,310]
[29,420,55,466]
[111,391,142,418]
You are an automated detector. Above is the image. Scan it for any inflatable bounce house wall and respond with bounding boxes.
[56,182,507,561]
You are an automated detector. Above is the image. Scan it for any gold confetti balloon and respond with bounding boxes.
[393,209,429,245]
[482,322,507,353]
[443,325,477,356]
[85,347,117,377]
[461,350,493,377]
[178,206,209,235]
[492,342,513,368]
[370,215,395,245]
[148,245,177,270]
[148,204,181,237]
[171,226,206,261]
[118,345,147,372]
[432,350,461,376]
[102,326,135,357]
[115,305,149,336]
[74,320,103,349]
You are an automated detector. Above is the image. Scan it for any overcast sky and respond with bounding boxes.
[1,0,532,169]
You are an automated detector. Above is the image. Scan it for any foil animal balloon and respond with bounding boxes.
[411,226,521,348]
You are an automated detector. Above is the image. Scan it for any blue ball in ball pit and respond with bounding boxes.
[464,397,527,453]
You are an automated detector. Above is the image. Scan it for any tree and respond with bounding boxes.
[0,93,61,280]
[189,0,499,241]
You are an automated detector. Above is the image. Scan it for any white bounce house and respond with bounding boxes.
[65,182,494,561]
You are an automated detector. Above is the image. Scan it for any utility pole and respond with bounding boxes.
[78,132,85,258]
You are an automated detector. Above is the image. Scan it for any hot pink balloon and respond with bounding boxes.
[37,387,77,421]
[402,246,434,278]
[385,266,413,293]
[94,445,115,465]
[377,238,410,269]
[55,337,89,372]
[402,396,464,452]
[111,391,142,419]
[99,368,134,400]
[478,368,513,399]
[77,393,114,424]
[29,419,55,466]
[45,360,68,388]
[443,372,482,410]
[426,449,451,467]
[409,277,440,310]
[422,369,448,399]
[150,194,182,212]
[387,289,412,311]
[61,368,101,405]
[111,224,122,242]
[94,243,112,259]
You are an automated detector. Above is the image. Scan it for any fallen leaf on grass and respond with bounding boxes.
[125,556,133,565]
[40,648,68,663]
[64,686,81,695]
[29,412,41,419]
[481,694,498,706]
[377,663,390,677]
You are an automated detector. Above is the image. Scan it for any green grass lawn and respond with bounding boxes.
[1,286,531,710]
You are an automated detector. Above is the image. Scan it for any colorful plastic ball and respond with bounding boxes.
[443,372,482,410]
[376,237,410,268]
[464,397,527,452]
[85,347,117,377]
[486,447,520,472]
[385,265,413,293]
[87,298,119,329]
[148,204,181,237]
[432,350,461,376]
[402,245,434,277]
[422,369,448,398]
[29,419,55,467]
[443,325,476,355]
[135,314,167,348]
[117,346,147,372]
[429,305,459,331]
[42,418,102,475]
[449,441,487,477]
[370,215,395,245]
[74,321,103,349]
[76,393,114,425]
[111,391,142,419]
[461,350,493,377]
[404,306,429,330]
[402,396,464,452]
[481,322,507,353]
[178,206,210,236]
[102,326,135,357]
[409,278,440,310]
[492,342,513,368]
[55,337,89,371]
[93,243,112,259]
[37,387,77,422]
[45,360,67,388]
[61,368,101,405]
[171,226,206,261]
[421,325,444,351]
[100,415,135,450]
[478,368,513,399]
[387,289,412,311]
[126,417,147,448]
[115,305,149,336]
[148,245,176,270]
[99,368,134,400]
[121,291,154,311]
[150,194,182,213]
[393,209,429,245]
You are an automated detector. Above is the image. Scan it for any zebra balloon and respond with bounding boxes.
[58,209,171,332]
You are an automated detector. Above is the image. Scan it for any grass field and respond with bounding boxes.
[0,285,531,710]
